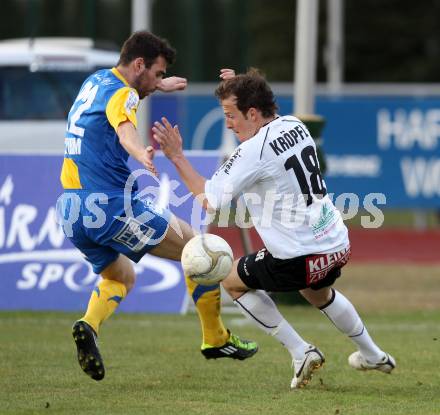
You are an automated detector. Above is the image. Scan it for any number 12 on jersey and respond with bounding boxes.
[284,145,327,206]
[68,81,99,138]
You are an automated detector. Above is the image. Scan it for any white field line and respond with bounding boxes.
[1,315,438,333]
[229,319,440,332]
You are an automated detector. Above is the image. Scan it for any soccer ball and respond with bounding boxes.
[181,234,234,286]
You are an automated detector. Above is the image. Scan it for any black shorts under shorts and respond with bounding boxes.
[237,246,351,292]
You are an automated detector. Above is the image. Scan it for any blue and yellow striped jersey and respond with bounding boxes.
[60,68,139,191]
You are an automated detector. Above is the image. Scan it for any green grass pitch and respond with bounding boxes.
[1,304,439,415]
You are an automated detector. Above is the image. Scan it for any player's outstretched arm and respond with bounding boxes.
[157,76,188,92]
[117,121,158,176]
[152,117,209,209]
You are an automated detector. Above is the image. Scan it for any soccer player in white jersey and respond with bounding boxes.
[152,68,396,389]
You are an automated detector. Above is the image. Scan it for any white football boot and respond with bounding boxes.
[348,351,396,374]
[291,345,325,389]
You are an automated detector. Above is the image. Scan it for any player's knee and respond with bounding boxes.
[102,255,136,292]
[300,286,333,308]
[221,277,246,300]
[122,268,136,293]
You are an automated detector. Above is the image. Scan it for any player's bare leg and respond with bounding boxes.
[301,286,395,373]
[148,215,195,260]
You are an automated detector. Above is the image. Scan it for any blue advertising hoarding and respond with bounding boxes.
[0,154,219,313]
[315,96,440,208]
[152,93,440,208]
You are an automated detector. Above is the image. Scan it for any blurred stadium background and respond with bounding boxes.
[0,1,439,413]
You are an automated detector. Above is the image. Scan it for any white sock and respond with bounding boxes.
[234,290,309,360]
[320,289,384,361]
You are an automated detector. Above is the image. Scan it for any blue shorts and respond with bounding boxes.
[56,190,171,274]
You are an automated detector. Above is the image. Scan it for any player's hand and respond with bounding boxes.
[219,68,236,80]
[140,146,158,176]
[158,76,187,92]
[152,117,183,161]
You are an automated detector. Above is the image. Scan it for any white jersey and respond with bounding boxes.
[205,115,349,259]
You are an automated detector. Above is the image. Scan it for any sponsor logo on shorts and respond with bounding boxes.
[255,248,267,262]
[305,247,351,285]
[243,257,250,276]
[112,217,155,252]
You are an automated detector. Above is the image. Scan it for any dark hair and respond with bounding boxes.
[215,68,278,118]
[117,31,176,67]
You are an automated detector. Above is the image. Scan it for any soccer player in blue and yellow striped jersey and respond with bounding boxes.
[57,31,257,381]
